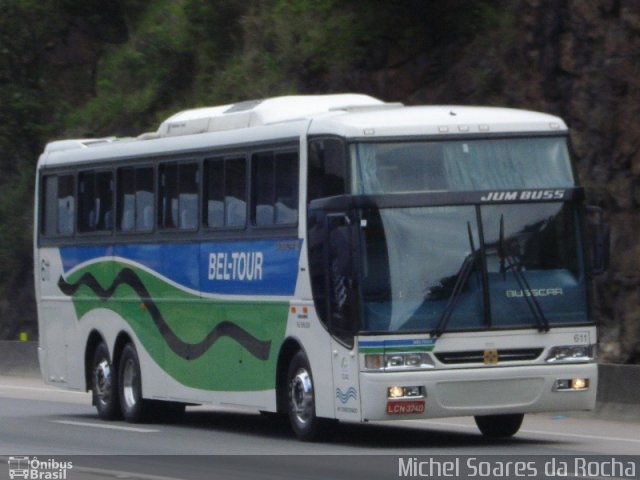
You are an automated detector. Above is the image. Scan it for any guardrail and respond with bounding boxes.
[0,341,638,419]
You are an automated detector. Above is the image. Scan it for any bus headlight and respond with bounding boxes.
[546,345,595,363]
[364,353,435,371]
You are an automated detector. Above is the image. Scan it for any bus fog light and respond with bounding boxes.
[388,386,404,398]
[365,354,384,370]
[387,386,424,399]
[571,378,588,390]
[554,378,589,391]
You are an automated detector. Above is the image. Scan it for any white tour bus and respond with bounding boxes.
[34,94,608,440]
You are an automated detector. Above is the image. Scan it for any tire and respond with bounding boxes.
[91,342,121,420]
[287,351,333,441]
[474,413,524,438]
[118,343,153,423]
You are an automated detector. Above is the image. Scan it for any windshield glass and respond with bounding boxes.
[359,202,586,333]
[351,137,575,194]
[481,202,585,328]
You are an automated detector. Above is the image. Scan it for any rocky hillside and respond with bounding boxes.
[1,0,638,362]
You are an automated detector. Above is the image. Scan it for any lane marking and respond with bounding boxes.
[520,428,640,444]
[52,420,159,433]
[413,420,640,444]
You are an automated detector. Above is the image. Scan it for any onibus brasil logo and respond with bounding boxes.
[8,457,72,480]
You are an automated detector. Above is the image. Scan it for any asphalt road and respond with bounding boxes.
[0,376,638,480]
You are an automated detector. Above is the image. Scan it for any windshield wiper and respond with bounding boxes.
[432,222,477,338]
[499,214,550,333]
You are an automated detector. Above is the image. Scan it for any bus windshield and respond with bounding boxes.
[359,202,587,333]
[350,137,575,193]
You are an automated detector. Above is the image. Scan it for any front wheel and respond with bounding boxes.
[474,413,524,438]
[287,351,333,441]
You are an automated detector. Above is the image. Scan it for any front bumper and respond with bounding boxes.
[359,363,597,421]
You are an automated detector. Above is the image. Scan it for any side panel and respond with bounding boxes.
[37,247,79,387]
[331,338,361,421]
[56,240,299,400]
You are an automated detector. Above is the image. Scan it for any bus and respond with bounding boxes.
[34,94,608,441]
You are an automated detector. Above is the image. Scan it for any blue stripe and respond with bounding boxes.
[60,238,302,296]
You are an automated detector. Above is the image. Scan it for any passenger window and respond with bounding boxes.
[179,163,198,230]
[117,166,154,233]
[253,152,275,226]
[135,167,154,232]
[159,163,178,229]
[41,176,58,236]
[204,157,246,229]
[251,150,298,226]
[78,170,113,233]
[118,168,135,232]
[159,162,198,230]
[57,175,75,235]
[275,151,298,225]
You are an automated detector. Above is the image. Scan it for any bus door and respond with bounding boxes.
[325,213,362,421]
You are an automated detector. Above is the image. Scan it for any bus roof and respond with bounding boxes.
[309,104,567,137]
[40,94,567,167]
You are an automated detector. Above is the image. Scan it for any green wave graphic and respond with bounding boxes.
[66,261,288,391]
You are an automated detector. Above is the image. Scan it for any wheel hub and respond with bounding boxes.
[122,358,138,409]
[290,369,313,425]
[94,360,112,405]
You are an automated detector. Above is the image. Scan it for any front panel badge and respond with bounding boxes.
[483,349,499,365]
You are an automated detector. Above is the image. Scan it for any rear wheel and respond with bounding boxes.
[118,343,185,423]
[474,413,524,438]
[91,342,121,420]
[118,343,153,423]
[287,351,333,441]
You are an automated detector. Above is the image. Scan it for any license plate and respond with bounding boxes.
[386,400,425,415]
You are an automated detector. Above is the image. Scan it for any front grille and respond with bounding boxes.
[435,348,544,364]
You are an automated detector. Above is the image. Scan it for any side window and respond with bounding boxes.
[204,157,247,229]
[41,174,76,237]
[159,162,198,230]
[159,163,178,229]
[275,151,298,225]
[179,163,198,230]
[117,166,154,233]
[252,152,275,226]
[78,170,113,233]
[251,150,298,226]
[57,175,75,235]
[135,167,154,232]
[308,138,346,202]
[41,176,58,236]
[118,168,135,232]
